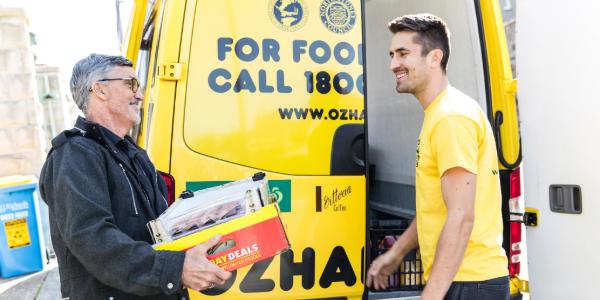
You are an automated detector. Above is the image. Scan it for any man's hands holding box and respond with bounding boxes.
[182,235,232,291]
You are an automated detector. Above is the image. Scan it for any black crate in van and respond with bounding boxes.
[369,220,424,291]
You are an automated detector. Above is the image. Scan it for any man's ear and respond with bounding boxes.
[429,49,444,70]
[90,82,108,100]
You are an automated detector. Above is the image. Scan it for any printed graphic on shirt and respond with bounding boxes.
[415,138,421,167]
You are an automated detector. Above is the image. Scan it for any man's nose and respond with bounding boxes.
[389,57,399,72]
[135,89,144,101]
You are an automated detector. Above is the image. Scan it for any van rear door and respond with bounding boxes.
[170,0,366,299]
[518,1,600,298]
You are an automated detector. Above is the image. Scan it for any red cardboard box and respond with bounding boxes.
[154,204,289,271]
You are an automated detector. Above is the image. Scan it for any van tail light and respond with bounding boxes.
[509,167,521,198]
[509,221,522,275]
[508,168,523,276]
[158,171,175,206]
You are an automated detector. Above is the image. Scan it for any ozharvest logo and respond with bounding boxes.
[269,180,292,212]
[319,0,356,34]
[269,0,308,32]
[316,185,351,212]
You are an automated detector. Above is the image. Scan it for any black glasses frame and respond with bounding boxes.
[90,78,140,93]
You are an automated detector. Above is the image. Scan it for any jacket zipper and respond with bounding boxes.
[119,163,139,215]
[131,156,152,208]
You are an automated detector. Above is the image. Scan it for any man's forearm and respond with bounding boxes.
[390,219,419,257]
[420,167,477,299]
[421,212,473,299]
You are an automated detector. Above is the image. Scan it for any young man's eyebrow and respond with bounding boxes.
[390,47,410,55]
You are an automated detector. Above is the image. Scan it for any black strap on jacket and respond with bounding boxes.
[49,119,159,220]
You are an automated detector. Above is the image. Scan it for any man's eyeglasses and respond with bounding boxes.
[90,78,140,93]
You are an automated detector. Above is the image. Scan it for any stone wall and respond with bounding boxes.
[0,8,46,177]
[36,65,78,153]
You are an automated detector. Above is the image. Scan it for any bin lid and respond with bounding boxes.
[0,175,37,189]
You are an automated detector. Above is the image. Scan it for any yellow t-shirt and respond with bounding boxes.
[415,86,508,282]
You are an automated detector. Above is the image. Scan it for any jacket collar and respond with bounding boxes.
[72,117,136,171]
[72,117,159,219]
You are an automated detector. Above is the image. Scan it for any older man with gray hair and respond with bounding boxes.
[39,54,231,299]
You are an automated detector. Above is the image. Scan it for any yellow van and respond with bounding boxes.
[122,0,525,299]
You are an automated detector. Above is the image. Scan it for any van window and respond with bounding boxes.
[130,3,155,140]
[132,1,163,144]
[182,1,364,175]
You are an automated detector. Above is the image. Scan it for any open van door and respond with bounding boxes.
[518,1,600,299]
[366,0,526,299]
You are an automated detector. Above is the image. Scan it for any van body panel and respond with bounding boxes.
[128,0,525,298]
[518,0,600,298]
[181,0,364,176]
[169,0,367,298]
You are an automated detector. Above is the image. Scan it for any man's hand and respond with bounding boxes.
[182,235,232,291]
[367,220,419,291]
[366,248,403,290]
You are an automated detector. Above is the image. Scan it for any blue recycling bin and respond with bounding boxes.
[0,176,45,278]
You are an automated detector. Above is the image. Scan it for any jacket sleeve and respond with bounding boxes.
[41,139,185,296]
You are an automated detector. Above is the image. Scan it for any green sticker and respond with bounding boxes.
[268,180,291,212]
[186,181,230,191]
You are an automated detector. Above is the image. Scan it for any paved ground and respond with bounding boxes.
[0,259,60,300]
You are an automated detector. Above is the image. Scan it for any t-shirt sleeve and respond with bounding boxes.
[430,115,480,176]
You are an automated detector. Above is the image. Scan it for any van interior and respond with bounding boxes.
[365,0,488,297]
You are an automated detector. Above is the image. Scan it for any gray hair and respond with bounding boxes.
[70,54,133,114]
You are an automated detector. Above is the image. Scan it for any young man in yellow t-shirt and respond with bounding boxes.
[366,14,509,300]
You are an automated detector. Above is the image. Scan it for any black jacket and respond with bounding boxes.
[39,117,188,300]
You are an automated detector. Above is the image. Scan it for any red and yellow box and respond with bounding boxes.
[154,204,290,271]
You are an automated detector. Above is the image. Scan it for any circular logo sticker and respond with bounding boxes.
[269,0,308,32]
[319,0,356,34]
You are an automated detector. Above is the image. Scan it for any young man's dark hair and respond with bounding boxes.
[388,13,451,73]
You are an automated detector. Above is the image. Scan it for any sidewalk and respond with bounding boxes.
[0,259,60,300]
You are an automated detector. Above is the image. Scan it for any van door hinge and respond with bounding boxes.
[505,78,517,94]
[511,277,530,293]
[524,207,538,227]
[157,62,185,81]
